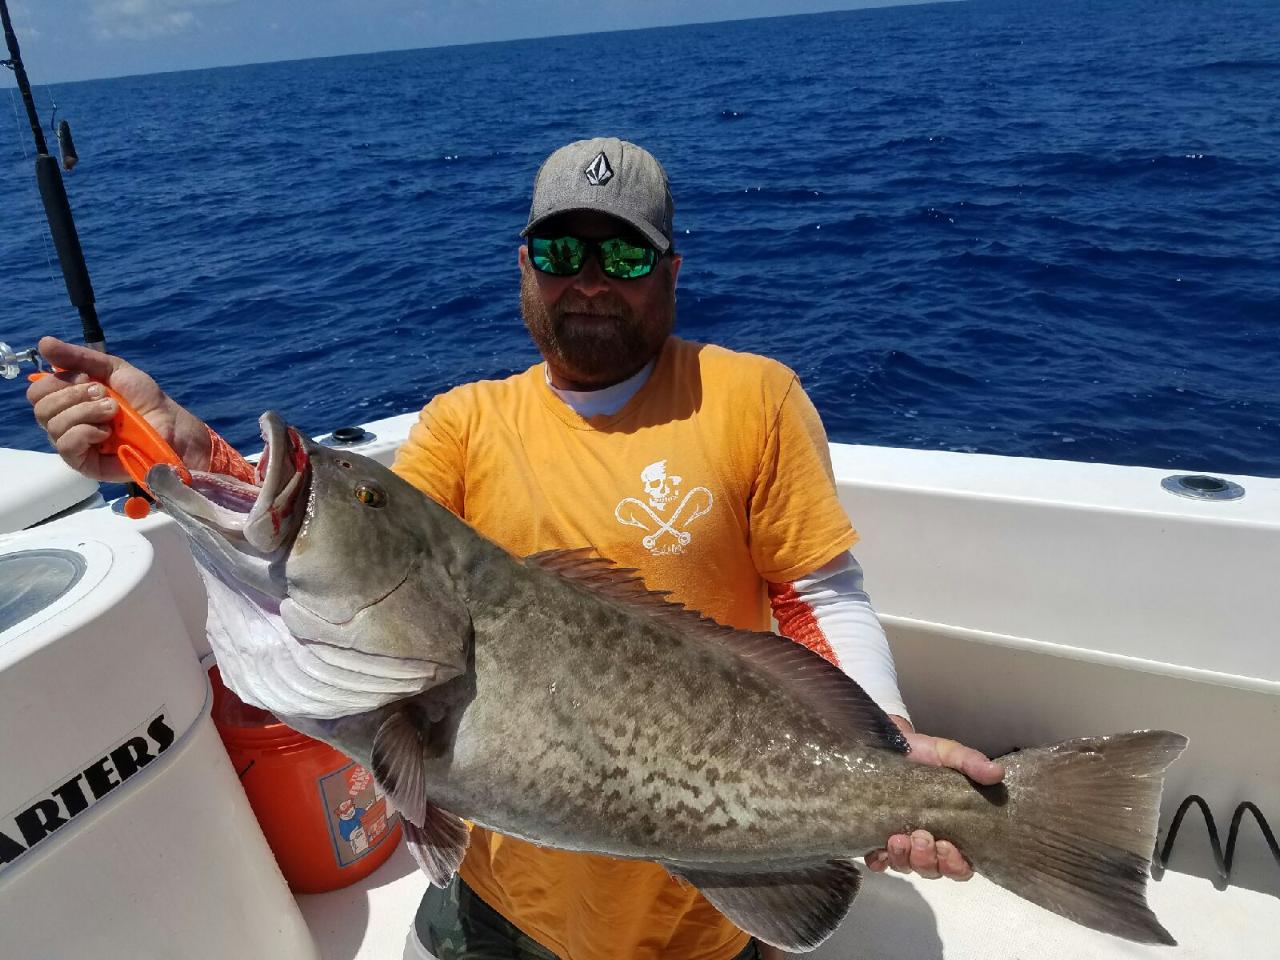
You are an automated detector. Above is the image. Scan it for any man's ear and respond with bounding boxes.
[518,244,529,268]
[667,252,683,287]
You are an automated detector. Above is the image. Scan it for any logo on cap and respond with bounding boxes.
[584,151,614,186]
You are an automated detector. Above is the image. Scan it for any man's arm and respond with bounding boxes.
[769,551,908,719]
[769,550,1004,882]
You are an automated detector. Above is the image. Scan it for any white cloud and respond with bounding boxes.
[89,0,235,41]
[6,2,41,39]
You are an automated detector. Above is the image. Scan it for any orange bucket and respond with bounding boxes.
[209,665,402,893]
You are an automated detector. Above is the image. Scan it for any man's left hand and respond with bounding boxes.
[864,717,1004,881]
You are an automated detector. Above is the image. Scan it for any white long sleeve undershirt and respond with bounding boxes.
[769,552,910,723]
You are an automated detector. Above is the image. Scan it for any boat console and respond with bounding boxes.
[0,506,318,958]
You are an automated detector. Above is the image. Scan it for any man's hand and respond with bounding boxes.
[865,716,1004,881]
[26,336,211,482]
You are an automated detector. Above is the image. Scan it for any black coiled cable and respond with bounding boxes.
[1152,795,1280,889]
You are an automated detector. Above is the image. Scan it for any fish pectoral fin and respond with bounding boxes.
[403,805,470,887]
[371,705,469,886]
[372,706,432,825]
[670,859,861,952]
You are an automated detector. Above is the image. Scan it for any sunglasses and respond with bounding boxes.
[528,235,659,280]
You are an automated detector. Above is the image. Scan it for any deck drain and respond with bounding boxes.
[1161,473,1244,502]
[322,426,376,447]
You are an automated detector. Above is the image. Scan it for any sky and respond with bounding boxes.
[1,0,943,85]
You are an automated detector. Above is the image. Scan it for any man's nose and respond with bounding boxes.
[571,254,611,296]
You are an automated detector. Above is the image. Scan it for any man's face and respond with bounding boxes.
[519,211,682,389]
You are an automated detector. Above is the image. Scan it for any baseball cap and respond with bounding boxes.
[522,138,674,253]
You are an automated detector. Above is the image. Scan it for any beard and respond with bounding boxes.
[520,265,675,389]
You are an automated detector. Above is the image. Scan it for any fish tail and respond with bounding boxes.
[963,730,1187,945]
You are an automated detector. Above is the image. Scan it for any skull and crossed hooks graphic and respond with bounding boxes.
[615,459,714,553]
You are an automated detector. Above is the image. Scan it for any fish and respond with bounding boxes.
[148,411,1188,952]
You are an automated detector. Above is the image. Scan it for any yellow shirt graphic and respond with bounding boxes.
[393,336,857,960]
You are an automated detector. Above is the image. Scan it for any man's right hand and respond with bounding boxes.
[26,336,212,483]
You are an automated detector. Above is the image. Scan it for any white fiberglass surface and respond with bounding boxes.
[831,446,1279,685]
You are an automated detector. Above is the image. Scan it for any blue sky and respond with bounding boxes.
[3,1,941,84]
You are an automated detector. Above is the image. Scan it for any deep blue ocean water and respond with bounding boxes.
[3,0,1278,476]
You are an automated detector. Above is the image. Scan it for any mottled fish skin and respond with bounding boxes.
[152,412,1187,952]
[408,558,911,862]
[288,525,925,864]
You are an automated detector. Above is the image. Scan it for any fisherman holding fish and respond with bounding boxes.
[28,140,1180,959]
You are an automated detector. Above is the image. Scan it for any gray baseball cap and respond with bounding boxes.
[522,137,674,253]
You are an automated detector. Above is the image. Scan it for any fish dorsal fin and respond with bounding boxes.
[525,547,665,601]
[525,549,907,753]
[670,859,862,951]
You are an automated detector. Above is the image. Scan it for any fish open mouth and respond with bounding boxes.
[185,472,261,514]
[148,411,311,552]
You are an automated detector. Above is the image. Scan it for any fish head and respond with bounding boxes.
[148,411,467,720]
[284,427,425,624]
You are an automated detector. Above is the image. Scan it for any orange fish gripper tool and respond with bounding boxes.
[30,371,192,519]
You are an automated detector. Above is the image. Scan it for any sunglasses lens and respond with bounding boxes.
[530,236,587,276]
[529,236,658,279]
[599,238,657,279]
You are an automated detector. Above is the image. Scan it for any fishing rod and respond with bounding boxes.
[2,0,104,351]
[2,2,181,519]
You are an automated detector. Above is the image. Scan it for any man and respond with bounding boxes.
[29,137,1003,960]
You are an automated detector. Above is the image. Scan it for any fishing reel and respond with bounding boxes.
[0,340,46,380]
[50,107,78,172]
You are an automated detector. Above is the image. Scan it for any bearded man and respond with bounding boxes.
[28,137,1002,960]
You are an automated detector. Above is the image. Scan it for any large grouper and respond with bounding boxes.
[148,411,1187,952]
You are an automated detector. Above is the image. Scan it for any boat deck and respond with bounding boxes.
[296,843,1277,960]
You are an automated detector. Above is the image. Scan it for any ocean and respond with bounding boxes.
[3,0,1278,476]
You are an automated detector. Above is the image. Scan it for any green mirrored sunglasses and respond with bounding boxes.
[528,235,659,280]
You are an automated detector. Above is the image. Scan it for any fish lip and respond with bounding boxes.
[149,411,309,542]
[246,411,309,537]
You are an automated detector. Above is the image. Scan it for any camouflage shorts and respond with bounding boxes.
[414,875,762,960]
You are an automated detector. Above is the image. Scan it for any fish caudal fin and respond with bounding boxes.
[971,730,1188,945]
[670,859,861,952]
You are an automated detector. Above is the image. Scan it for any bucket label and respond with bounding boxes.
[317,761,398,868]
[0,708,175,876]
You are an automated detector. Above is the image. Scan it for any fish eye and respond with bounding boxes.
[354,482,386,508]
[338,460,352,469]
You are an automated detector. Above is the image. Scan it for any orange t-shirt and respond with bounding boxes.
[392,336,858,960]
